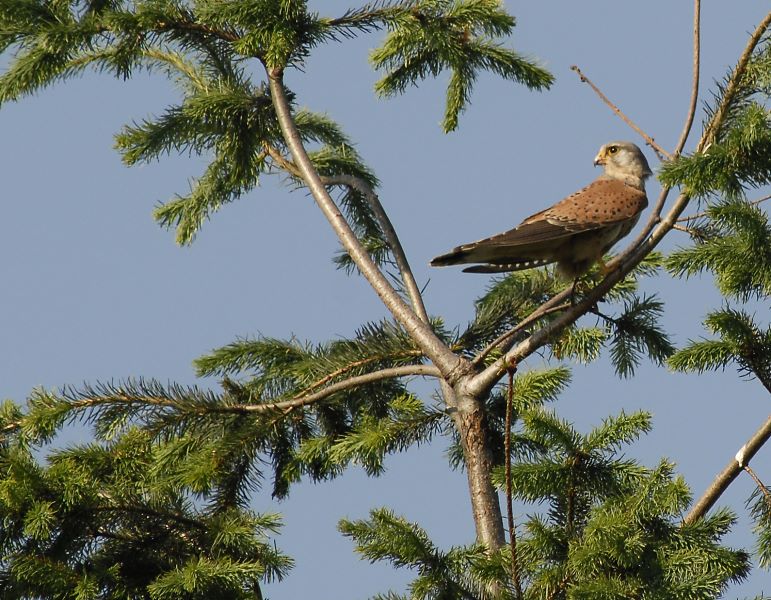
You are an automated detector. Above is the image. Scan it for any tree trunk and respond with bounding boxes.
[450,385,506,550]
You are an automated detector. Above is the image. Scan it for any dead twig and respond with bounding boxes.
[570,65,671,161]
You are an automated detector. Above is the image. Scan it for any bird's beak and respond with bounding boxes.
[593,153,605,167]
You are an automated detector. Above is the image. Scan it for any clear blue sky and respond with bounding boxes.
[1,2,770,597]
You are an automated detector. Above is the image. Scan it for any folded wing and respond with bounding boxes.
[430,179,647,272]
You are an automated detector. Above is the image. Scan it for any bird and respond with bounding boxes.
[430,141,652,279]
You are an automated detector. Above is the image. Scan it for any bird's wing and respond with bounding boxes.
[430,179,647,267]
[541,178,648,229]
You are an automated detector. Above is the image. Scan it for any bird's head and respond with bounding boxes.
[593,141,652,188]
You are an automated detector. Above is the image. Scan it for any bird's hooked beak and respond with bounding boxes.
[593,151,606,167]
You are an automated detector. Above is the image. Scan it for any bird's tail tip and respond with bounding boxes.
[429,253,458,267]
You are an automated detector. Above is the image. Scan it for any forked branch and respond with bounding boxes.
[263,143,430,324]
[321,174,430,324]
[266,70,465,381]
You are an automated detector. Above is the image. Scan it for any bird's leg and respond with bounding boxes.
[597,257,612,276]
[569,277,580,305]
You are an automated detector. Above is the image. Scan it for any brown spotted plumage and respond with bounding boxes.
[430,141,652,278]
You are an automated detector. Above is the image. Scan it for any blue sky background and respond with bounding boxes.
[1,1,770,598]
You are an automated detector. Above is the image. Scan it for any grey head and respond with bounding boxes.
[593,141,652,190]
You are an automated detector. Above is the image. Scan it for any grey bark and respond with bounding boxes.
[267,70,505,550]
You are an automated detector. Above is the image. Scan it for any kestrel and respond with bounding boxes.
[430,141,652,279]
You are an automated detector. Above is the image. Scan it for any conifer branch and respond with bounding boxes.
[91,504,207,530]
[673,0,701,156]
[676,193,771,223]
[264,144,301,177]
[0,420,22,437]
[569,65,670,160]
[684,415,771,524]
[266,70,467,382]
[670,223,695,234]
[467,262,641,397]
[155,19,240,44]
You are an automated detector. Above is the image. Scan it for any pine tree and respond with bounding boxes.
[0,1,770,598]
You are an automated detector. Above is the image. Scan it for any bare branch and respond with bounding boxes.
[266,142,431,322]
[244,364,441,414]
[263,144,431,324]
[673,0,701,156]
[570,65,670,161]
[684,416,771,524]
[266,70,467,382]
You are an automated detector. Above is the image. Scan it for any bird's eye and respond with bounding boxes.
[608,145,619,154]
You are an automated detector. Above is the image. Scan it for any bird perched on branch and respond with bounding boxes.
[430,141,652,279]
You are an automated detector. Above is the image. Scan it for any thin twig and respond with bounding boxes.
[296,350,424,397]
[684,416,771,524]
[321,174,430,324]
[744,464,771,506]
[244,364,440,413]
[570,65,671,161]
[677,193,771,223]
[619,8,769,262]
[505,364,523,599]
[472,298,572,368]
[265,145,431,324]
[263,146,431,324]
[673,0,701,157]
